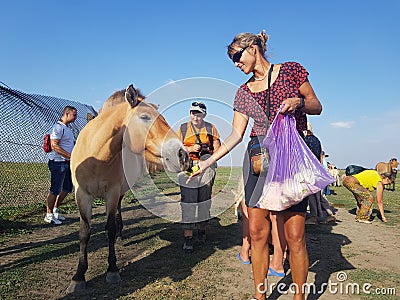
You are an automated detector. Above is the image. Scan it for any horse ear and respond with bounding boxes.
[125,84,140,108]
[150,103,160,110]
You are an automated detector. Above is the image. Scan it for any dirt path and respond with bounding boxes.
[1,202,399,299]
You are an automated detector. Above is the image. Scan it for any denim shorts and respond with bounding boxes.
[48,160,73,195]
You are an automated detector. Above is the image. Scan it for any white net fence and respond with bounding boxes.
[0,82,97,208]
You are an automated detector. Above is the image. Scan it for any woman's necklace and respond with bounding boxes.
[252,64,273,81]
[252,73,268,81]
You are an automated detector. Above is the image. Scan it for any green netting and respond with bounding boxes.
[0,82,97,208]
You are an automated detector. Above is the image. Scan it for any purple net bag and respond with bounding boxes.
[257,112,335,211]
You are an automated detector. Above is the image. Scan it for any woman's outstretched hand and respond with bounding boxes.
[186,160,207,184]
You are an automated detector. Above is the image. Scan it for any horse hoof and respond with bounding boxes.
[66,280,86,293]
[106,272,121,283]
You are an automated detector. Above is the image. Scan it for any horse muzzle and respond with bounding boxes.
[178,147,190,171]
[161,139,189,173]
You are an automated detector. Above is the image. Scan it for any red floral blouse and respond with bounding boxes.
[233,61,309,137]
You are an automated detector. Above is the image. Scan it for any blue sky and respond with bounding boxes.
[1,0,399,168]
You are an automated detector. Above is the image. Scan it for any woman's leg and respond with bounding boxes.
[240,198,251,262]
[342,175,374,220]
[248,207,270,300]
[283,211,308,300]
[269,211,286,273]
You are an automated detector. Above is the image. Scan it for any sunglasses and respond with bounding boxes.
[192,101,206,109]
[231,46,249,63]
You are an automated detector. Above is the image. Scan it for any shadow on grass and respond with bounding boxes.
[59,217,241,299]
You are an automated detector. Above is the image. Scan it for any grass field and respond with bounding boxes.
[0,162,50,210]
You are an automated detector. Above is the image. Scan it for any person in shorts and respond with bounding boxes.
[44,106,77,225]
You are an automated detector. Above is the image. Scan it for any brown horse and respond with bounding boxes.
[67,84,189,293]
[376,158,399,191]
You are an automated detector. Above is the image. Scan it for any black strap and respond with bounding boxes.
[180,123,188,142]
[204,122,214,151]
[266,64,274,118]
[190,122,203,144]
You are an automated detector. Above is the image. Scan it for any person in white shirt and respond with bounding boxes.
[44,106,77,225]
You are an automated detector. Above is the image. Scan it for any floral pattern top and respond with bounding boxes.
[233,61,309,137]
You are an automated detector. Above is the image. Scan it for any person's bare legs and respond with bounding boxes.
[240,199,251,261]
[248,207,270,300]
[283,211,308,300]
[45,192,57,214]
[54,190,68,210]
[269,211,286,274]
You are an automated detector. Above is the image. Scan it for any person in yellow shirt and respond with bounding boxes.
[342,170,391,223]
[177,101,221,252]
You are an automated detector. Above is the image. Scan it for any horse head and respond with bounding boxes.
[389,158,399,170]
[123,84,190,173]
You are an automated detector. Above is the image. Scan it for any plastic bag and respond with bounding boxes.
[256,112,335,211]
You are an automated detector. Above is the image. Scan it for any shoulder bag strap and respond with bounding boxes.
[204,121,214,151]
[180,123,188,142]
[266,64,274,118]
[190,121,203,144]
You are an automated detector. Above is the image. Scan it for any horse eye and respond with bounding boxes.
[140,114,151,121]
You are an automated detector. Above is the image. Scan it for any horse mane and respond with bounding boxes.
[99,88,146,114]
[109,89,146,102]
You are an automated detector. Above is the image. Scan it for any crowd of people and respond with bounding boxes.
[43,30,394,300]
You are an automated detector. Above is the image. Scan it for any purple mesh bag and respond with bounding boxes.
[257,112,335,211]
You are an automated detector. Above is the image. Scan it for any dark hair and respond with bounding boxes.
[63,106,77,115]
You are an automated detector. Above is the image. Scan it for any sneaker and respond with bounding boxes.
[44,214,62,225]
[183,236,194,253]
[53,212,66,221]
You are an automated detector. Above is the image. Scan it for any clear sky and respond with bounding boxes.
[1,0,399,168]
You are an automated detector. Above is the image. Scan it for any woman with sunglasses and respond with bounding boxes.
[188,30,322,300]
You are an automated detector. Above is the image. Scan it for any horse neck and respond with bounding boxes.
[88,108,128,162]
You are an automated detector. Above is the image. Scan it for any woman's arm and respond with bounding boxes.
[376,181,387,222]
[280,80,322,115]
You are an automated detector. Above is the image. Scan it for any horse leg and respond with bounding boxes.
[67,188,93,293]
[116,194,124,241]
[105,189,122,284]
